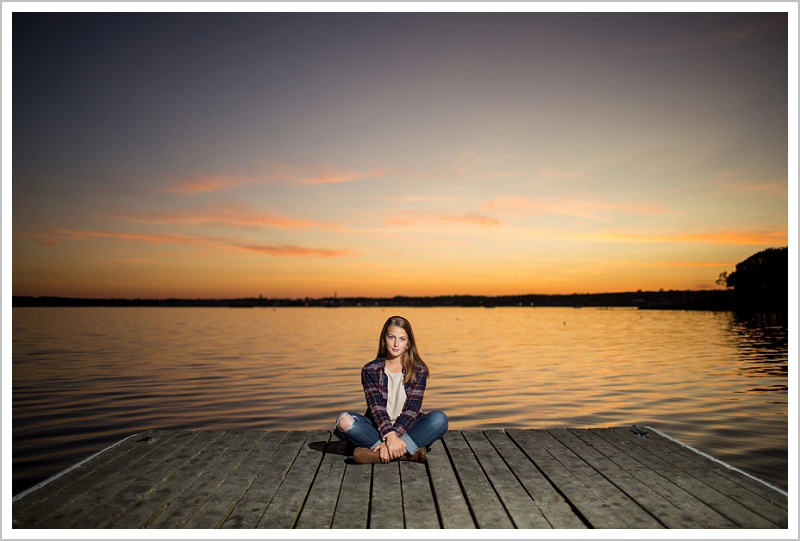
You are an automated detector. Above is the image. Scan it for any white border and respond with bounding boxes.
[3,3,797,540]
[0,1,798,14]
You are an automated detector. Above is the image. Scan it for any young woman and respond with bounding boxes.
[334,315,448,464]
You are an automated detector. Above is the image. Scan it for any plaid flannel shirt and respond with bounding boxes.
[361,357,428,439]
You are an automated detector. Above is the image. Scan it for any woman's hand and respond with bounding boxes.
[383,432,407,461]
[376,442,391,463]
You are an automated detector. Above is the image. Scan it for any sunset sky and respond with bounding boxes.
[6,4,796,299]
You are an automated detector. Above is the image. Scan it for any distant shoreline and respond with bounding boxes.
[12,290,742,311]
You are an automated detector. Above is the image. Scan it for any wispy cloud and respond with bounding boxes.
[586,228,787,246]
[486,197,661,221]
[30,228,349,258]
[633,260,736,268]
[237,244,345,257]
[301,169,386,185]
[161,164,387,194]
[537,168,588,181]
[713,170,787,196]
[162,174,257,194]
[121,205,338,231]
[386,210,500,227]
[388,195,456,203]
[440,213,501,226]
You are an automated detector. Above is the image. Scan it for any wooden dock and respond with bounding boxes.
[12,427,787,529]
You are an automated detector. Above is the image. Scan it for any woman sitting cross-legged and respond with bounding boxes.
[334,315,448,464]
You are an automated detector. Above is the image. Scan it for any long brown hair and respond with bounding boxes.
[376,315,428,384]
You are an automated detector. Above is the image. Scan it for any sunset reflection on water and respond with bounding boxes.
[12,306,788,495]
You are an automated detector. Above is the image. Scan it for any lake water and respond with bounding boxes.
[11,306,790,496]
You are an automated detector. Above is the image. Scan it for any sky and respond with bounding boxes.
[6,4,795,299]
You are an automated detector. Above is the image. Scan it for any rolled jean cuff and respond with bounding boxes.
[401,433,418,454]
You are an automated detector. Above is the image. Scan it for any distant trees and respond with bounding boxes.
[721,247,788,313]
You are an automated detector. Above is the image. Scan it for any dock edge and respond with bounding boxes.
[12,432,141,502]
[644,425,788,497]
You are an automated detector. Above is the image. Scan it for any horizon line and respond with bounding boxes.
[12,289,728,301]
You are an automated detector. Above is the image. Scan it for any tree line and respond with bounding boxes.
[718,246,788,313]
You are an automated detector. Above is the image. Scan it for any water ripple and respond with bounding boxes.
[12,306,788,495]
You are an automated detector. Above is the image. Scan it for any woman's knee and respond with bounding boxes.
[336,412,354,432]
[428,410,449,431]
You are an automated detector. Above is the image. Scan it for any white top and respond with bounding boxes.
[384,367,406,423]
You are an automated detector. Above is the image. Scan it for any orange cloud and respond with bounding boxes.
[161,164,387,193]
[122,206,334,230]
[713,170,787,195]
[588,228,787,245]
[47,228,182,245]
[301,169,386,185]
[239,244,346,257]
[386,210,500,226]
[537,168,588,181]
[633,260,737,268]
[439,213,501,226]
[162,174,258,194]
[389,195,455,203]
[31,228,349,258]
[487,197,661,221]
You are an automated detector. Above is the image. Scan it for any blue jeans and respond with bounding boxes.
[334,410,448,455]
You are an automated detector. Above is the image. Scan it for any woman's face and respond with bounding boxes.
[384,325,409,361]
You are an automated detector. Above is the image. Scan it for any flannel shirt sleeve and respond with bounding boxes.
[392,366,427,438]
[361,363,394,439]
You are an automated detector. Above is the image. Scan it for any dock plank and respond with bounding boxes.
[507,429,633,528]
[399,460,439,528]
[597,428,782,528]
[182,430,287,528]
[256,430,330,529]
[566,428,730,528]
[294,439,348,529]
[12,430,153,523]
[109,431,261,528]
[369,460,404,528]
[600,427,785,528]
[642,427,788,513]
[443,430,514,528]
[551,428,695,528]
[12,428,787,530]
[220,430,308,529]
[13,429,183,528]
[425,440,476,528]
[330,459,371,529]
[73,431,226,528]
[35,430,208,528]
[483,429,586,528]
[535,429,663,529]
[462,429,550,528]
[588,428,743,527]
